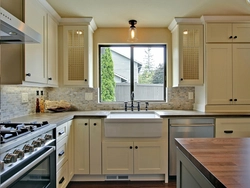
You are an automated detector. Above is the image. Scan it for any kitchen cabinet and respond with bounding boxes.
[62,26,94,87]
[24,0,58,86]
[206,23,250,43]
[67,120,74,180]
[102,141,167,174]
[56,121,69,188]
[74,118,102,174]
[206,44,250,105]
[215,118,250,138]
[169,19,203,87]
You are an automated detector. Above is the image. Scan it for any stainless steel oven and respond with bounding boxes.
[0,122,56,188]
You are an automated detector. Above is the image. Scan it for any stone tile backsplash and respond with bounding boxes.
[1,85,195,121]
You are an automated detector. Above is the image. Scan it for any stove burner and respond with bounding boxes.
[0,121,49,144]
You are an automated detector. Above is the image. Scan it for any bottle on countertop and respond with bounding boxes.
[36,90,40,113]
[40,90,45,113]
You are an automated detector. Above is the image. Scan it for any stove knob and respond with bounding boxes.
[23,144,34,153]
[44,134,52,141]
[3,153,18,163]
[13,149,25,159]
[32,140,42,148]
[37,138,46,145]
[0,161,4,170]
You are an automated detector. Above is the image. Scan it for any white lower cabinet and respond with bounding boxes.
[74,118,102,174]
[216,118,250,138]
[56,121,73,188]
[102,141,167,174]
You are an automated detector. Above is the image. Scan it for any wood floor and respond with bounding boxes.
[67,179,176,188]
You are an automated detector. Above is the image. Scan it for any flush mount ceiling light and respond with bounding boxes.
[127,20,138,42]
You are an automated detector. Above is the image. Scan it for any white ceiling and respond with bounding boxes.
[46,0,250,28]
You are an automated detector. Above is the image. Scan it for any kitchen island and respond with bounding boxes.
[175,138,250,188]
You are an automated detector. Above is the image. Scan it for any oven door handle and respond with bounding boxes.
[0,146,55,188]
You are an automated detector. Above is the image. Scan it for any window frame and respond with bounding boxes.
[99,44,167,103]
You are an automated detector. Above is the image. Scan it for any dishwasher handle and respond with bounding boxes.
[170,123,215,127]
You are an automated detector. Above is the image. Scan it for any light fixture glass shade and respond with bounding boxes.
[127,20,138,42]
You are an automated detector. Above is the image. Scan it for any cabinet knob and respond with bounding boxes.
[93,123,97,126]
[229,36,233,39]
[180,78,183,81]
[84,79,87,82]
[48,77,52,80]
[26,73,31,77]
[135,146,138,149]
[229,99,233,101]
[234,99,238,101]
[84,123,88,126]
[234,36,237,39]
[130,146,133,149]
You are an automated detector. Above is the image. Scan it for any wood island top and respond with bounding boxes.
[175,138,250,188]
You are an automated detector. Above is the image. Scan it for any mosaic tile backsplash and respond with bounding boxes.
[0,85,195,121]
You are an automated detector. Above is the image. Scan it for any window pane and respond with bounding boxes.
[100,45,166,102]
[134,47,165,101]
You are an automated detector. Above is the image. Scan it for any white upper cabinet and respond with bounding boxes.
[62,25,94,87]
[169,18,204,87]
[24,0,58,86]
[206,23,250,43]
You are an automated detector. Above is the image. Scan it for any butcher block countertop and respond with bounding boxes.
[175,138,250,188]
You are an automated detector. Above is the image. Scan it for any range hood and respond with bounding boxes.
[0,7,41,44]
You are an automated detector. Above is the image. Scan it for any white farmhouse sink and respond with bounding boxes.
[104,111,163,138]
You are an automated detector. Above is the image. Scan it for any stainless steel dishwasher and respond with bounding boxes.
[169,118,215,176]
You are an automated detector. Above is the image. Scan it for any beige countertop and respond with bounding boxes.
[5,110,250,126]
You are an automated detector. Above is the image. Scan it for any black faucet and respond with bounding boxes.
[124,92,140,111]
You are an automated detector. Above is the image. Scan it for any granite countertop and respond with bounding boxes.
[5,110,250,125]
[175,138,250,188]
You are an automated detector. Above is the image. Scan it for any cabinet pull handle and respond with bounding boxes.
[229,36,233,39]
[224,130,233,134]
[59,150,65,156]
[130,146,133,149]
[59,176,65,184]
[26,73,31,77]
[135,146,138,149]
[58,131,65,135]
[234,36,237,39]
[234,99,237,101]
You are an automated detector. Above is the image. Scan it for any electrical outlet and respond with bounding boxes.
[188,92,193,100]
[21,93,29,103]
[85,93,93,100]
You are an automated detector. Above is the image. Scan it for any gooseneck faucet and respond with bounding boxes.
[124,91,140,111]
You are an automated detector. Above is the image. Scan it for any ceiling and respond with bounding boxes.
[46,0,250,28]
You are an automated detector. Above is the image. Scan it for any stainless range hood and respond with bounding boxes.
[0,7,41,44]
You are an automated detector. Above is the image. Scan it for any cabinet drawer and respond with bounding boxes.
[216,118,250,138]
[56,122,68,142]
[57,161,69,188]
[57,136,68,170]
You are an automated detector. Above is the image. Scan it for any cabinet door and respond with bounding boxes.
[63,26,89,86]
[67,120,74,180]
[206,23,232,42]
[233,24,250,42]
[172,24,203,86]
[25,0,47,84]
[216,118,250,138]
[206,44,233,104]
[89,119,102,174]
[74,119,89,174]
[134,142,167,174]
[47,14,58,85]
[233,44,250,104]
[102,142,133,174]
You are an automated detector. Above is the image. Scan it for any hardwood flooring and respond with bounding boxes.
[67,179,176,188]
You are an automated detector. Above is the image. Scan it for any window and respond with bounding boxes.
[99,44,166,102]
